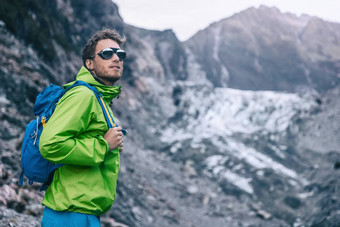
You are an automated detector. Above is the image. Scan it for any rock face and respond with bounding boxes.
[0,1,339,227]
[186,6,340,92]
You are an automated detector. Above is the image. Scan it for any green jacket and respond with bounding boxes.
[39,66,122,215]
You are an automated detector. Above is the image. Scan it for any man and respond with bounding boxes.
[39,29,126,226]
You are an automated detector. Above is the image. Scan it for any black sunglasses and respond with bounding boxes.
[91,48,126,61]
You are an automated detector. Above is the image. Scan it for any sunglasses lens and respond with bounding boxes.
[101,49,114,59]
[116,50,126,60]
[97,48,126,60]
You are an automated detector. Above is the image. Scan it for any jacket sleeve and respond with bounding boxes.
[39,87,110,166]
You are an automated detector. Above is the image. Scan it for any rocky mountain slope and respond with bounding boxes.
[0,1,339,226]
[186,6,340,92]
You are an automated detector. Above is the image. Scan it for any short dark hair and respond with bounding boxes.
[82,29,126,66]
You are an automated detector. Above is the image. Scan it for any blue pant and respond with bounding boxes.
[41,206,100,227]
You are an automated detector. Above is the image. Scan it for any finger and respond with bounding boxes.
[114,128,123,136]
[114,126,122,131]
[119,144,123,152]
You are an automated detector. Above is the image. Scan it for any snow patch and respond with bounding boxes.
[223,170,254,194]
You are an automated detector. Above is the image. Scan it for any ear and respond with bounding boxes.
[86,59,94,70]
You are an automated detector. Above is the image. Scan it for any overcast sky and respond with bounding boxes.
[113,0,340,41]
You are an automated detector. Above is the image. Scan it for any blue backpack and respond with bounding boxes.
[19,80,125,191]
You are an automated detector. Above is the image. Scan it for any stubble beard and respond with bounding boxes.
[93,68,122,85]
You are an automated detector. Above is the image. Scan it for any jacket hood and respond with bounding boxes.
[64,66,122,102]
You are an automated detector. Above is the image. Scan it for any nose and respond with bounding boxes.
[111,53,120,62]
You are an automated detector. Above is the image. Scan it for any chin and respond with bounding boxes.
[110,76,122,83]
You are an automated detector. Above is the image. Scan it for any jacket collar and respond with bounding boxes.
[64,66,122,102]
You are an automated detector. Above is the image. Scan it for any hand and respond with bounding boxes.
[103,127,124,152]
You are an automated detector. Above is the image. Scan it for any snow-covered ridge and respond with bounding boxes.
[161,86,318,194]
[162,87,318,143]
[202,138,300,194]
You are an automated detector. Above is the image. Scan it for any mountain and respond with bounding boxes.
[186,6,340,92]
[0,1,339,227]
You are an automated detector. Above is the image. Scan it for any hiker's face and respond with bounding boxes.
[86,39,124,85]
